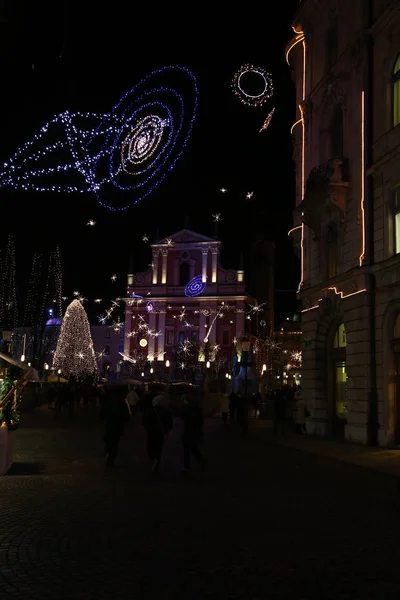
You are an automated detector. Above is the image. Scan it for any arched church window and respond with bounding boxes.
[330,105,343,157]
[179,262,190,285]
[393,54,400,127]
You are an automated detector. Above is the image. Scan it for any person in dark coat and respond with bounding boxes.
[141,390,173,473]
[177,395,205,473]
[100,386,130,467]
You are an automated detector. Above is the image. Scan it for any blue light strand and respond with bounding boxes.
[0,66,198,210]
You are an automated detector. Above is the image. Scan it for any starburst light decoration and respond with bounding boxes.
[52,299,97,380]
[0,66,198,211]
[232,65,274,107]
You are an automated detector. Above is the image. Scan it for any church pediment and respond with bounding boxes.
[154,229,217,245]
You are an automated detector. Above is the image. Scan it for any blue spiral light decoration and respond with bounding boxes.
[185,275,207,297]
[0,66,198,211]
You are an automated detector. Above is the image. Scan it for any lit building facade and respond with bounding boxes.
[287,0,400,444]
[123,229,254,378]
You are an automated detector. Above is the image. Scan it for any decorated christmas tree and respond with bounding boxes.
[52,299,97,381]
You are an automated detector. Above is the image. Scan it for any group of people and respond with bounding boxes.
[100,384,205,474]
[272,386,308,435]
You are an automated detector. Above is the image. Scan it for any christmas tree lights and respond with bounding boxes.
[0,66,198,211]
[53,299,97,380]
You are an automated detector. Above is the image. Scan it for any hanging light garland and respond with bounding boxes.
[0,66,198,211]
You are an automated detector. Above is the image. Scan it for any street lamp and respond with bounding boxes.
[206,360,210,369]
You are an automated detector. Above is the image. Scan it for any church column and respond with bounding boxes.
[202,249,208,283]
[152,250,159,285]
[157,310,166,361]
[161,249,168,284]
[147,312,156,361]
[211,250,218,283]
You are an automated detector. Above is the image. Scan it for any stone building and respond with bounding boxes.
[286,0,400,444]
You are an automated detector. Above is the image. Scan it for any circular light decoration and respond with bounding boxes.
[232,64,274,107]
[0,66,198,211]
[146,301,156,313]
[185,275,207,297]
[139,338,148,348]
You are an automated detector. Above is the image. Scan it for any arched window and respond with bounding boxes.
[330,105,343,157]
[393,55,400,128]
[179,262,190,285]
[333,323,347,348]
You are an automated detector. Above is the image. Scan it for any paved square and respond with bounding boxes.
[1,408,400,599]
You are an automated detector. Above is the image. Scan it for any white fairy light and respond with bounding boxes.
[212,213,222,222]
[87,219,96,226]
[246,191,254,200]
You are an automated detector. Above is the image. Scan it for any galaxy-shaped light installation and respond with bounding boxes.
[185,275,207,297]
[146,301,156,313]
[0,66,198,211]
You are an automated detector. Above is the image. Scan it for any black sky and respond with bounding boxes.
[0,1,301,322]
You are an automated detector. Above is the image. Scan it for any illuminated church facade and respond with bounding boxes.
[287,0,400,445]
[123,229,254,376]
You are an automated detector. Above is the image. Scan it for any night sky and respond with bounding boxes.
[0,1,301,323]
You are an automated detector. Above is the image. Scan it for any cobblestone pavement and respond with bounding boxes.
[1,408,400,599]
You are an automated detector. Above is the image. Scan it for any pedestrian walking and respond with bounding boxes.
[100,386,130,467]
[177,394,205,473]
[220,390,229,425]
[273,388,287,436]
[126,385,140,416]
[142,388,173,474]
[294,387,307,434]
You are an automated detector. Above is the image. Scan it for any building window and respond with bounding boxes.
[119,328,124,339]
[393,55,400,127]
[118,344,124,353]
[166,329,174,345]
[326,222,338,278]
[333,323,346,348]
[105,328,111,339]
[179,262,190,285]
[326,17,338,71]
[222,330,230,346]
[105,345,110,355]
[394,188,400,254]
[190,329,198,343]
[178,331,186,343]
[330,105,343,157]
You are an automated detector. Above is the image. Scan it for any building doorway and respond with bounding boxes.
[332,323,347,438]
[391,315,400,445]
